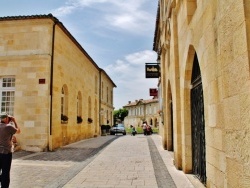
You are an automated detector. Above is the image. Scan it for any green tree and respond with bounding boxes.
[113,108,128,124]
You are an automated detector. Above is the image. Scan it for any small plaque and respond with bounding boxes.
[39,79,46,84]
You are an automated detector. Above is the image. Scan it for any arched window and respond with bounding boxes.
[101,82,104,99]
[77,91,82,124]
[95,75,98,94]
[106,86,109,103]
[61,85,68,123]
[87,96,92,123]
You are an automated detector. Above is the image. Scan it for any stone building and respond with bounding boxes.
[123,98,160,128]
[0,14,116,152]
[153,0,250,187]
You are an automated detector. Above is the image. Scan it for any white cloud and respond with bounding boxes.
[50,0,158,109]
[52,0,154,34]
[104,50,157,109]
[105,50,156,79]
[125,50,157,65]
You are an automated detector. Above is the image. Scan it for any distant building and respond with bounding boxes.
[123,98,160,128]
[0,14,116,152]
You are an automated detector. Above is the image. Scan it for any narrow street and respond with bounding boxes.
[10,135,201,188]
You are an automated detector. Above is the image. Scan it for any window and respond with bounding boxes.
[95,76,98,94]
[61,85,68,123]
[77,92,82,116]
[0,77,15,115]
[88,96,92,123]
[61,88,65,115]
[77,91,82,124]
[111,90,113,105]
[106,86,109,103]
[101,82,104,99]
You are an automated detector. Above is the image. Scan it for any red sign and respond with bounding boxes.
[150,88,158,96]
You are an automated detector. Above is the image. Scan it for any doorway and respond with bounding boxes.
[191,53,206,184]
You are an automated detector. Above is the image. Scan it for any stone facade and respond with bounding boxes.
[0,14,116,152]
[123,98,160,128]
[153,0,250,187]
[100,69,115,126]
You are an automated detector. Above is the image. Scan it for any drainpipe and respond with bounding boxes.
[99,69,102,133]
[49,20,57,151]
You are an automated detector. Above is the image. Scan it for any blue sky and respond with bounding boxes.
[0,0,158,109]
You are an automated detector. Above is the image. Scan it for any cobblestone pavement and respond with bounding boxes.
[9,134,202,188]
[10,136,119,188]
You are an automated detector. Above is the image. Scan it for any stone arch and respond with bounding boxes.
[182,45,195,173]
[183,46,206,185]
[166,80,174,151]
[190,53,206,184]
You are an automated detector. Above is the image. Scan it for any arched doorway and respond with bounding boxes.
[191,53,206,184]
[167,81,174,151]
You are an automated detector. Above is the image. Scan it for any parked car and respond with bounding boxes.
[110,124,126,135]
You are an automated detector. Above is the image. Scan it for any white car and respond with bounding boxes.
[110,124,126,135]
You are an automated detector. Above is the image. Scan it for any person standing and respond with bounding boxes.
[0,112,21,188]
[142,122,147,135]
[130,125,136,136]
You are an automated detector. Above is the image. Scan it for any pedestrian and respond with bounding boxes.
[142,122,147,135]
[130,125,136,136]
[0,112,21,188]
[146,124,153,135]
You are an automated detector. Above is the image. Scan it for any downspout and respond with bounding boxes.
[49,20,57,151]
[99,69,102,132]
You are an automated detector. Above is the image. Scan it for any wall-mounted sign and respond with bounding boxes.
[149,88,158,96]
[145,63,160,78]
[39,79,46,84]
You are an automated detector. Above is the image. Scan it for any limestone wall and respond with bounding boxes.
[0,16,115,151]
[0,18,55,151]
[155,0,250,187]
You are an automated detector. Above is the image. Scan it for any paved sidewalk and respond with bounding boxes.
[10,136,118,188]
[10,134,204,188]
[63,134,195,188]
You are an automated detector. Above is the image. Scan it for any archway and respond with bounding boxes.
[191,53,206,184]
[167,81,174,151]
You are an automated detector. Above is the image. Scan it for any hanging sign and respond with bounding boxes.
[145,63,160,78]
[149,88,158,96]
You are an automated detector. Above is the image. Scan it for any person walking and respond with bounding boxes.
[142,122,147,135]
[0,112,21,188]
[130,125,136,136]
